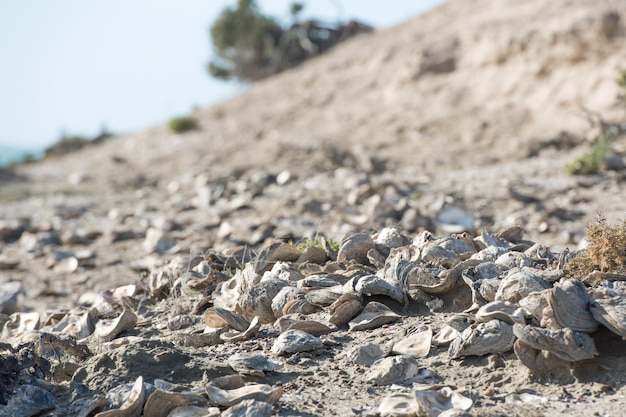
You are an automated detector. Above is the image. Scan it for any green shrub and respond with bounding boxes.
[565,135,611,175]
[168,116,198,134]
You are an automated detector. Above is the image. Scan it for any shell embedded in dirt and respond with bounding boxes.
[270,329,324,355]
[228,352,282,377]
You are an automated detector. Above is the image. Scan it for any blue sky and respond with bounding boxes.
[0,0,444,152]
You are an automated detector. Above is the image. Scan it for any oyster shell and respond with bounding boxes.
[337,232,375,265]
[206,384,282,407]
[512,323,598,362]
[448,320,515,359]
[414,386,473,416]
[392,327,432,357]
[378,393,418,417]
[367,355,420,385]
[228,352,282,377]
[543,279,598,333]
[328,293,363,326]
[475,301,526,325]
[142,390,207,417]
[271,329,324,355]
[93,309,137,342]
[589,286,626,339]
[95,376,144,417]
[355,274,405,304]
[495,267,550,303]
[348,301,400,331]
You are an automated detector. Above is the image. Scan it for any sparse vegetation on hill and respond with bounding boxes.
[168,116,199,134]
[208,0,372,82]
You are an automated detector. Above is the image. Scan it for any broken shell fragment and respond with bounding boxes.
[348,301,400,332]
[274,315,332,336]
[142,389,207,417]
[512,323,598,362]
[94,309,137,342]
[206,384,282,407]
[367,355,420,385]
[355,274,405,304]
[94,376,145,417]
[590,287,626,339]
[220,316,261,343]
[228,352,282,377]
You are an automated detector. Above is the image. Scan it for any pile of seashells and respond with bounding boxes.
[1,225,625,416]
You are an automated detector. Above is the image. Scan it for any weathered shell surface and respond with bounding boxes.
[495,267,550,303]
[543,279,598,333]
[94,309,137,342]
[378,393,418,417]
[590,286,626,339]
[270,287,300,319]
[206,384,282,407]
[236,278,285,323]
[414,387,473,417]
[271,329,324,355]
[392,327,432,357]
[348,301,400,331]
[345,343,385,366]
[366,355,420,385]
[228,353,282,377]
[355,274,405,304]
[448,320,515,359]
[274,315,332,336]
[220,316,261,343]
[142,389,207,417]
[221,399,272,417]
[95,376,144,417]
[475,301,526,325]
[512,323,598,362]
[494,251,533,269]
[337,232,375,265]
[328,293,363,326]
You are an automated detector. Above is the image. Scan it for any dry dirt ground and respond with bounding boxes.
[2,0,626,416]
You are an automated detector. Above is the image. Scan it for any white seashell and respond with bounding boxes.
[414,386,473,416]
[94,309,137,342]
[392,328,432,357]
[590,286,626,339]
[378,393,418,417]
[543,279,598,333]
[348,302,400,332]
[432,325,460,347]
